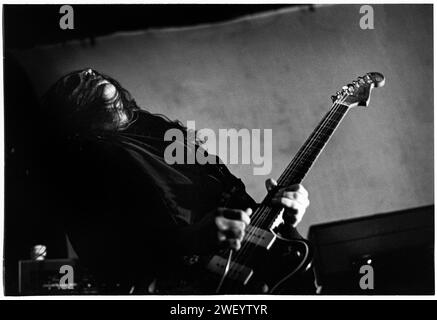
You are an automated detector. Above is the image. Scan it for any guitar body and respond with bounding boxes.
[152,231,313,294]
[211,236,314,294]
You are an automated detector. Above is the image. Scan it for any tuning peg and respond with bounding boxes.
[352,80,359,87]
[342,86,350,95]
[364,74,374,83]
[357,77,366,84]
[347,84,355,93]
[367,72,385,87]
[331,95,337,102]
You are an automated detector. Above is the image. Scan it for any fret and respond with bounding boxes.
[279,103,349,186]
[251,206,276,230]
[295,144,322,156]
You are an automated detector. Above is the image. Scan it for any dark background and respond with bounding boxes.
[4,4,303,49]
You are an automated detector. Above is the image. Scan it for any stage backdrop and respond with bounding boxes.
[11,4,433,235]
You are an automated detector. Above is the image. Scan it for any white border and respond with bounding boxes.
[0,0,435,301]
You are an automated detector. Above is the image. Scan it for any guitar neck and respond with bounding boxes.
[252,102,350,230]
[278,102,350,185]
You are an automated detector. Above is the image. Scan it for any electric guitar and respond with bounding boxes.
[154,72,385,294]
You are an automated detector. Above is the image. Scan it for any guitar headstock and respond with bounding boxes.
[332,72,385,108]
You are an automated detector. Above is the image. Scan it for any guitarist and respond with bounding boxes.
[39,68,314,294]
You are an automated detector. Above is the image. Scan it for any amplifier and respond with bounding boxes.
[18,258,98,295]
[308,205,434,294]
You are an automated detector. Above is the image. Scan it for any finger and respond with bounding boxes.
[279,191,310,207]
[217,232,226,242]
[222,227,245,241]
[271,198,309,221]
[271,195,301,207]
[242,208,252,225]
[281,191,298,200]
[220,208,251,226]
[217,227,245,251]
[223,239,241,251]
[290,208,305,226]
[265,178,277,192]
[284,213,301,228]
[272,186,306,198]
[215,217,246,231]
[217,231,241,249]
[284,184,309,197]
[284,204,306,216]
[283,205,306,228]
[271,197,297,209]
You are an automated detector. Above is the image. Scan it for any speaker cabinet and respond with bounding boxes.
[308,205,434,294]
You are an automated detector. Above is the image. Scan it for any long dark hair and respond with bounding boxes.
[41,69,189,138]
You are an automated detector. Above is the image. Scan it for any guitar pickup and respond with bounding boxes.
[244,226,276,249]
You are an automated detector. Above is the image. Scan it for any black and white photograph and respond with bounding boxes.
[1,2,434,299]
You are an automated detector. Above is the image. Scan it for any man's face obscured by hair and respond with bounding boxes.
[47,68,129,131]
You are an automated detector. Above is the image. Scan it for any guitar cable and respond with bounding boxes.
[269,239,310,293]
[215,249,233,293]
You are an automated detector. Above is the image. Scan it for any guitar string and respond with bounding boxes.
[231,97,348,265]
[236,102,343,250]
[250,102,348,232]
[232,101,348,274]
[255,101,348,227]
[255,100,348,224]
[247,99,346,232]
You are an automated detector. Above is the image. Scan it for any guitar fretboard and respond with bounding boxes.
[252,102,350,230]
